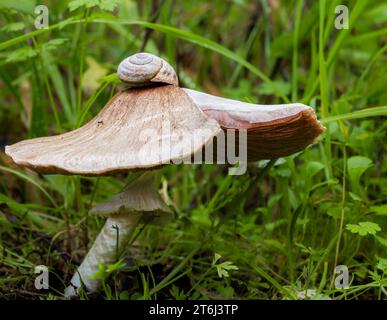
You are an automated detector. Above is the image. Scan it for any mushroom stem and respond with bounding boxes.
[64,171,172,297]
[64,213,141,297]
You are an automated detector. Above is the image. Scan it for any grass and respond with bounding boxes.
[0,0,386,300]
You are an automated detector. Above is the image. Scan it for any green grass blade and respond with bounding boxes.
[321,106,387,123]
[291,0,303,101]
[0,166,57,207]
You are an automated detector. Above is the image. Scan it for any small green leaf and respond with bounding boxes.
[306,161,325,178]
[58,17,76,29]
[212,254,239,278]
[99,0,120,11]
[375,236,387,248]
[90,260,125,281]
[276,168,292,178]
[41,38,68,50]
[215,261,239,278]
[376,258,387,273]
[258,80,291,96]
[5,46,37,62]
[0,0,36,14]
[346,221,381,236]
[90,263,107,280]
[106,260,126,273]
[347,156,373,183]
[68,0,119,12]
[119,291,130,300]
[82,56,108,92]
[69,0,99,11]
[369,205,387,216]
[212,253,221,266]
[1,22,25,33]
[326,206,346,219]
[348,192,362,202]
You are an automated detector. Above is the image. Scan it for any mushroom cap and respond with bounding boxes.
[5,86,221,175]
[184,89,325,160]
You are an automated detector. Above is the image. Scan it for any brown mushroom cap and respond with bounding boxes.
[5,86,221,175]
[184,89,325,161]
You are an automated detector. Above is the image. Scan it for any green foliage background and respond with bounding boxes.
[0,0,386,299]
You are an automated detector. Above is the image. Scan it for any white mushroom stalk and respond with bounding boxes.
[65,171,172,297]
[64,213,141,296]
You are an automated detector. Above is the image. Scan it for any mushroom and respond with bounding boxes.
[5,52,325,297]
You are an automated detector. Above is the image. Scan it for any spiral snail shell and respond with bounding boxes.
[117,52,178,87]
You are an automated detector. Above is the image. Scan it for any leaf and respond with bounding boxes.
[216,284,235,298]
[90,262,107,280]
[211,253,238,278]
[348,192,362,202]
[82,56,108,92]
[375,236,387,248]
[376,258,387,273]
[369,205,387,216]
[5,46,37,63]
[306,161,325,178]
[41,38,68,51]
[99,0,120,11]
[327,207,350,220]
[119,291,130,300]
[346,221,381,236]
[3,39,66,64]
[90,260,125,281]
[347,156,373,183]
[106,260,126,273]
[215,261,239,278]
[58,17,77,29]
[222,79,255,101]
[0,0,36,14]
[257,80,291,96]
[68,0,119,12]
[276,168,292,178]
[268,194,283,211]
[364,2,387,24]
[212,253,221,266]
[68,0,99,11]
[1,22,25,33]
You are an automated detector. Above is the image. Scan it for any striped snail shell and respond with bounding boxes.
[117,52,178,86]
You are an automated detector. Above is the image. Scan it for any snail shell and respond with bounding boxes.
[117,52,178,86]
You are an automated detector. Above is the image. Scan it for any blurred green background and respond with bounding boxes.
[0,0,386,299]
